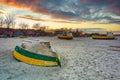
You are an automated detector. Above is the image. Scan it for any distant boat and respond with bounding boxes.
[58,32,73,40]
[92,32,116,40]
[19,35,27,38]
[13,42,61,67]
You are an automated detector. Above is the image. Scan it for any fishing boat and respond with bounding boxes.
[19,35,27,38]
[58,36,73,40]
[58,32,73,40]
[13,42,61,67]
[92,32,116,40]
[92,36,115,40]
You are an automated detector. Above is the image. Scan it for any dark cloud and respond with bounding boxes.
[50,10,79,19]
[107,18,120,24]
[94,16,120,24]
[109,20,120,24]
[81,28,107,33]
[79,0,120,15]
[0,0,120,24]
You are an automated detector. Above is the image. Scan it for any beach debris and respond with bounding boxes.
[108,46,120,51]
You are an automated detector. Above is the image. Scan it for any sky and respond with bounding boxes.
[0,0,120,31]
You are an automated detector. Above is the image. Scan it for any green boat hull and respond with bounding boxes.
[13,46,61,67]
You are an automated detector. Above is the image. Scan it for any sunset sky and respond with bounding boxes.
[0,0,120,31]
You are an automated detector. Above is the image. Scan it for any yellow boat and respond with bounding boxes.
[19,35,27,38]
[58,36,73,40]
[92,36,115,40]
[13,42,61,67]
[58,32,73,40]
[92,32,116,40]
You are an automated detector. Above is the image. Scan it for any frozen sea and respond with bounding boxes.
[0,36,120,80]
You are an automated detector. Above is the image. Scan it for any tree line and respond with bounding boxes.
[0,14,46,30]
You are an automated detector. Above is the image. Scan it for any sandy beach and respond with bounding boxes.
[0,36,120,80]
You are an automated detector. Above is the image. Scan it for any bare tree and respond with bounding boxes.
[4,14,16,29]
[32,23,41,30]
[0,16,4,28]
[19,23,29,29]
[11,22,16,29]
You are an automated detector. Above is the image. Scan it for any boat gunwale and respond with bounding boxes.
[15,46,59,62]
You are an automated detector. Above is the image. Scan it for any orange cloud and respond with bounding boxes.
[16,15,46,21]
[17,15,80,24]
[0,0,77,21]
[0,0,49,14]
[0,10,5,14]
[0,0,29,9]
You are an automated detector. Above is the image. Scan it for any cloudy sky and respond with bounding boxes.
[0,0,120,31]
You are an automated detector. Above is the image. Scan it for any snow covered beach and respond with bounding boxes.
[0,37,120,80]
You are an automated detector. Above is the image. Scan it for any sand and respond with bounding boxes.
[0,36,120,80]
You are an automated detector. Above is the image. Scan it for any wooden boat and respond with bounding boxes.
[92,36,115,40]
[13,42,61,67]
[58,32,73,40]
[58,36,73,40]
[92,32,116,40]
